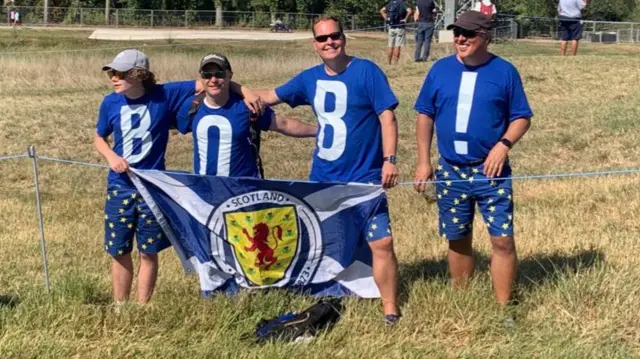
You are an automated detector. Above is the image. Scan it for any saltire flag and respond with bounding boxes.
[128,169,384,298]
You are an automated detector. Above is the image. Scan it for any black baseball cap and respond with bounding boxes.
[199,53,232,72]
[446,11,492,32]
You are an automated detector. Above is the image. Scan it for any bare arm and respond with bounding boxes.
[379,109,398,189]
[255,89,283,106]
[403,7,413,23]
[414,7,420,22]
[483,118,531,178]
[269,115,317,138]
[414,113,435,192]
[380,7,388,21]
[229,81,264,115]
[94,134,128,173]
[501,118,531,146]
[195,77,204,94]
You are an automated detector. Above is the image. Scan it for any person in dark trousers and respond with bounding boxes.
[414,0,437,62]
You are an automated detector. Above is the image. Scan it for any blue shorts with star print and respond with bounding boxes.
[434,157,514,241]
[363,194,393,242]
[103,184,171,257]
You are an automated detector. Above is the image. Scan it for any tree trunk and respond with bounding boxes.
[215,0,223,27]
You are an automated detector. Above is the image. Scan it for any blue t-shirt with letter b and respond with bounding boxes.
[275,58,398,183]
[414,55,533,165]
[96,81,196,185]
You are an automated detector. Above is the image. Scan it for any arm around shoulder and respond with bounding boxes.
[255,89,283,106]
[270,115,317,138]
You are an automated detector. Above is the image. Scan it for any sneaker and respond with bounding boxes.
[384,314,401,326]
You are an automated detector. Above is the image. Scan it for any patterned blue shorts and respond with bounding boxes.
[363,194,393,242]
[434,157,514,241]
[103,184,171,257]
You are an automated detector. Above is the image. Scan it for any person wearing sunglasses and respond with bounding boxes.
[413,11,533,320]
[255,16,402,326]
[175,53,317,178]
[94,49,262,306]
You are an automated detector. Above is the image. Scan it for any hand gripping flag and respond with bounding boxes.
[128,169,385,298]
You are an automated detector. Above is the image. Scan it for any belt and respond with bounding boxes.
[440,157,485,167]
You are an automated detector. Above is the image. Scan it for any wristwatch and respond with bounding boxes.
[383,155,398,164]
[499,138,513,149]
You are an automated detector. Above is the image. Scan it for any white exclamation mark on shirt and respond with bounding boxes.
[454,71,478,155]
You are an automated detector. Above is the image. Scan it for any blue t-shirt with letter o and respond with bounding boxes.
[176,92,273,177]
[275,58,398,183]
[96,81,196,185]
[414,55,533,165]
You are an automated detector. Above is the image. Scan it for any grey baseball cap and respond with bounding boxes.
[102,49,149,72]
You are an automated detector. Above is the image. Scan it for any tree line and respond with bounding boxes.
[13,0,640,22]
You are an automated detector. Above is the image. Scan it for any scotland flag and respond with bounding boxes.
[128,169,384,298]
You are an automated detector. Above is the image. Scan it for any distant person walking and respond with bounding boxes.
[13,10,20,27]
[9,10,15,26]
[558,0,589,56]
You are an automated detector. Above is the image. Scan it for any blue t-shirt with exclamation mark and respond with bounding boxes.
[414,54,533,165]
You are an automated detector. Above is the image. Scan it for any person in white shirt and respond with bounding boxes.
[473,0,497,18]
[558,0,589,56]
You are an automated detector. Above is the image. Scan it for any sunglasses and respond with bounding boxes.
[200,70,227,80]
[314,31,342,43]
[106,70,129,80]
[453,28,480,38]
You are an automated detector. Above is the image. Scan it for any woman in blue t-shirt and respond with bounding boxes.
[94,49,261,305]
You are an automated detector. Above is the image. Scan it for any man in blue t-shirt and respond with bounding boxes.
[95,49,262,305]
[176,53,317,177]
[413,11,533,311]
[256,16,402,325]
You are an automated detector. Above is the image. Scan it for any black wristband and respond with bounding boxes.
[500,138,513,149]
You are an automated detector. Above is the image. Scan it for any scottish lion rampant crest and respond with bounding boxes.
[224,205,299,286]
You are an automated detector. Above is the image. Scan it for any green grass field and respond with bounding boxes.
[1,27,640,358]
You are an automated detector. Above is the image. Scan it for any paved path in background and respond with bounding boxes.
[88,28,314,41]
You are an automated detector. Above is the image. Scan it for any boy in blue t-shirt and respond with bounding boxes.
[95,49,261,304]
[413,12,533,312]
[256,17,401,325]
[176,53,317,178]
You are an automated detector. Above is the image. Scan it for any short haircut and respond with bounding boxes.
[312,16,344,37]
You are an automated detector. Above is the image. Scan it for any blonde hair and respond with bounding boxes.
[312,16,344,37]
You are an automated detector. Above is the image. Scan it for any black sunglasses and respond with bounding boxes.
[453,28,480,38]
[314,31,342,43]
[200,70,227,80]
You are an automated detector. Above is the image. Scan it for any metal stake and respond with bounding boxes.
[28,146,51,293]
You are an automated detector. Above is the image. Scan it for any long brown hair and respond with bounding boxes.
[128,68,157,90]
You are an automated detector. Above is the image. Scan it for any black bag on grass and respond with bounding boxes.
[251,298,343,343]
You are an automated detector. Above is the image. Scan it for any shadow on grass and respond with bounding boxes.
[517,247,605,288]
[396,247,604,306]
[52,274,113,306]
